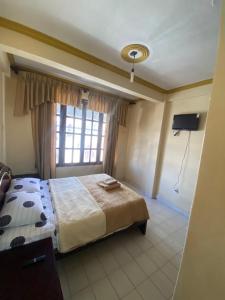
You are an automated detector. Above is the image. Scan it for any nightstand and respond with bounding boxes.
[0,238,63,300]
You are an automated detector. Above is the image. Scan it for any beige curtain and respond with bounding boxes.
[88,91,128,126]
[14,71,80,116]
[31,102,56,179]
[14,70,129,177]
[103,99,128,175]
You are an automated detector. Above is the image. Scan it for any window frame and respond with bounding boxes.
[56,103,106,167]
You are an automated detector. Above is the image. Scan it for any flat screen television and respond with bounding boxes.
[172,113,200,131]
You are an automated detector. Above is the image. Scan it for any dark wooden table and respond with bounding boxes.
[0,238,63,300]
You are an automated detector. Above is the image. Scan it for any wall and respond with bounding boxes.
[124,100,165,197]
[174,5,225,299]
[156,85,211,214]
[4,74,128,177]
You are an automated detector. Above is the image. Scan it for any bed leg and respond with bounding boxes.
[138,221,147,235]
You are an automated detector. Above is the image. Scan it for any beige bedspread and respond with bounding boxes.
[78,174,149,234]
[49,177,106,253]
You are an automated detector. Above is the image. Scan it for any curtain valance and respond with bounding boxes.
[14,71,80,116]
[14,71,129,126]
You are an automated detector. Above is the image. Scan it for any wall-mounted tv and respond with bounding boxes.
[172,113,200,131]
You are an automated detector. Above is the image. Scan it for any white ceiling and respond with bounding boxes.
[0,0,221,89]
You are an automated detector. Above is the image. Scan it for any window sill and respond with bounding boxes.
[56,162,103,167]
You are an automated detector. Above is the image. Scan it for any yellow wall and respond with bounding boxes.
[124,101,165,197]
[157,85,211,213]
[174,5,225,299]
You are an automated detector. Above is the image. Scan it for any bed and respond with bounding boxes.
[0,165,149,254]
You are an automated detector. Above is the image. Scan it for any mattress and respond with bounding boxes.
[49,174,149,253]
[0,180,56,252]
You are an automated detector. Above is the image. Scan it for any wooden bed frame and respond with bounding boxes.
[0,163,148,257]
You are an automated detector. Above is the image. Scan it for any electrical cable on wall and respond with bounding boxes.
[173,131,191,192]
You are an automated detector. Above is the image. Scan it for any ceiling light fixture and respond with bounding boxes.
[121,44,150,83]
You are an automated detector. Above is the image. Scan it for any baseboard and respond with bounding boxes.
[157,195,189,219]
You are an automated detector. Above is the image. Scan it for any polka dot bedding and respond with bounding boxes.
[0,192,45,228]
[7,178,41,194]
[0,180,57,251]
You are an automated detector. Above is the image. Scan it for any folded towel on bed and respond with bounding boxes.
[97,181,121,190]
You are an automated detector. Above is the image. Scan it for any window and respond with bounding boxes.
[56,103,107,165]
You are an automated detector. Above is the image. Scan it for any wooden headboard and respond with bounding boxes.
[0,163,12,210]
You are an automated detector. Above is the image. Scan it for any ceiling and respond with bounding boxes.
[0,0,221,89]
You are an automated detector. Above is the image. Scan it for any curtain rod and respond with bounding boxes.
[10,64,137,104]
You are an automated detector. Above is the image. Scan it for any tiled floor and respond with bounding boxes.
[56,197,188,300]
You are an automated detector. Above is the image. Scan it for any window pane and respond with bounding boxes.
[100,149,104,162]
[85,121,92,134]
[90,150,97,162]
[73,150,80,163]
[84,135,91,148]
[102,123,106,136]
[66,105,74,117]
[56,133,60,148]
[66,117,74,132]
[84,150,90,163]
[74,134,81,148]
[86,110,92,120]
[75,108,82,118]
[93,112,99,121]
[92,136,98,148]
[65,134,73,148]
[103,114,107,122]
[65,149,72,163]
[74,119,82,134]
[56,116,60,131]
[56,149,59,164]
[56,104,61,115]
[92,122,99,135]
[101,136,104,149]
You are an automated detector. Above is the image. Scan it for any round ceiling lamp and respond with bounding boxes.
[121,44,150,83]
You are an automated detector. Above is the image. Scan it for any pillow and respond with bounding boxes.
[0,191,47,228]
[7,178,41,194]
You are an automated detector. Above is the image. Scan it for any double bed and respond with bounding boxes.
[0,165,149,254]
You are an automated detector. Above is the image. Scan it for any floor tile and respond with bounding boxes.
[109,268,134,298]
[146,247,169,267]
[67,266,89,295]
[122,260,147,286]
[71,287,95,300]
[97,250,119,274]
[161,261,179,284]
[122,289,143,300]
[124,237,143,257]
[155,241,177,259]
[112,246,133,266]
[170,252,182,269]
[137,278,165,300]
[135,252,158,276]
[151,270,174,298]
[92,277,119,300]
[57,267,71,299]
[83,256,106,283]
